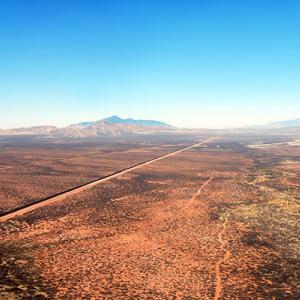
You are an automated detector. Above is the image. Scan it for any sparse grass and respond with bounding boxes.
[218,164,300,298]
[1,134,300,299]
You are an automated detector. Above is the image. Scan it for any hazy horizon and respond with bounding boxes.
[1,114,300,131]
[1,1,300,129]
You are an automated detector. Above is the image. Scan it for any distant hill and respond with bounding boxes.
[246,117,300,130]
[268,118,300,128]
[0,116,174,137]
[0,126,57,136]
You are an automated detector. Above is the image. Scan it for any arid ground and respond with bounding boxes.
[0,132,299,299]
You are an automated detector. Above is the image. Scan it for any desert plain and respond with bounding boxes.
[0,132,299,299]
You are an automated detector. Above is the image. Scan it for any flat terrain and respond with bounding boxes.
[0,134,200,214]
[0,132,299,299]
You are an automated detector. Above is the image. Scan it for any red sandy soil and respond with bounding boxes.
[0,135,198,214]
[0,135,299,299]
[0,138,215,222]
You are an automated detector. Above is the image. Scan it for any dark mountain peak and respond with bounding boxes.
[104,115,123,123]
[103,115,172,128]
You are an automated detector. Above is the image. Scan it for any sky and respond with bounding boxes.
[0,0,300,129]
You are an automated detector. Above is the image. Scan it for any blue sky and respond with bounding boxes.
[0,0,299,128]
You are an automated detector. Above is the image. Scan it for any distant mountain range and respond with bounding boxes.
[68,115,171,128]
[0,116,174,137]
[268,118,300,128]
[247,118,300,130]
[1,116,299,137]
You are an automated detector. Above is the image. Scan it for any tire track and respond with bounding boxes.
[184,176,214,209]
[0,137,217,222]
[214,217,231,300]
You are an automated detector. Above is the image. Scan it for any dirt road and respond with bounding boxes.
[184,176,214,209]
